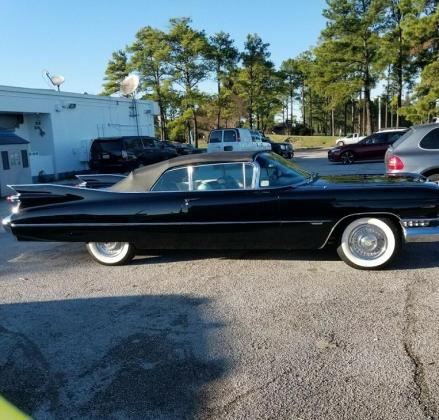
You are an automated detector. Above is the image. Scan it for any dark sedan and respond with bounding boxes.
[269,140,294,159]
[328,129,408,164]
[3,151,439,269]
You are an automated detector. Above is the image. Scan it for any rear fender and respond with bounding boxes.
[7,184,103,210]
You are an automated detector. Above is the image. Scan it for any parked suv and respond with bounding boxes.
[267,139,294,159]
[89,136,178,173]
[328,128,408,164]
[385,123,439,181]
[207,128,271,153]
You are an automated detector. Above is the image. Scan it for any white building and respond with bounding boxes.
[0,85,159,181]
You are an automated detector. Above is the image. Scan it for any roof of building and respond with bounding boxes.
[0,84,153,104]
[109,151,261,192]
[0,131,29,145]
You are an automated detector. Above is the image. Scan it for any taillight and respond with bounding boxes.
[121,150,128,159]
[6,195,20,214]
[387,155,404,171]
[6,195,19,204]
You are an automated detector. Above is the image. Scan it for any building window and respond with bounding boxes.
[1,151,10,170]
[9,151,21,167]
[21,150,29,168]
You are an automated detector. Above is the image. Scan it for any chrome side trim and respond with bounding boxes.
[401,217,439,223]
[403,226,439,243]
[318,212,402,249]
[11,220,332,228]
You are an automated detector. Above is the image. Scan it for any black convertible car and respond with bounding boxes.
[3,151,439,269]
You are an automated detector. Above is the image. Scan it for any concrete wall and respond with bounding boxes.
[0,86,159,179]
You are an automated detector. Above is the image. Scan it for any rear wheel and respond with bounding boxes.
[337,218,400,269]
[86,242,135,266]
[341,151,355,164]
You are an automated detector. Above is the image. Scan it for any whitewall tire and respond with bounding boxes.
[337,218,400,269]
[86,242,135,266]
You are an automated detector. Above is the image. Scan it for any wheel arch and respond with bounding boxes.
[421,167,439,178]
[320,212,403,249]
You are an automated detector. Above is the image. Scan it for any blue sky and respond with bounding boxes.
[0,0,327,94]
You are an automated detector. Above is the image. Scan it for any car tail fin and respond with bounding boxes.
[75,174,126,189]
[6,184,96,210]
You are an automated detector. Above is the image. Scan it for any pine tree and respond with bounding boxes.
[400,0,438,122]
[318,0,386,135]
[206,32,239,128]
[129,26,173,140]
[101,50,129,96]
[378,0,419,126]
[237,34,275,129]
[168,17,210,147]
[280,59,301,133]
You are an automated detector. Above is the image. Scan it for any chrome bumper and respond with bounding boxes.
[404,226,439,243]
[1,215,12,233]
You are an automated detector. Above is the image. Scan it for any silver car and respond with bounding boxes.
[385,123,439,181]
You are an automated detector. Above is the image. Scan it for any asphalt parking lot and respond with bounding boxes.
[1,150,438,420]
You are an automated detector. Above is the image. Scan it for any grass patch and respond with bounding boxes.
[270,135,337,149]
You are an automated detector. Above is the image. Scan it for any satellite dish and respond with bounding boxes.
[50,75,65,87]
[43,70,65,91]
[120,74,139,96]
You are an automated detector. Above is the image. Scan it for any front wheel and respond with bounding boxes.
[337,218,400,269]
[337,141,345,147]
[86,242,135,266]
[341,151,355,164]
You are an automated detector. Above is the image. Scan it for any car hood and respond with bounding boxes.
[314,173,427,186]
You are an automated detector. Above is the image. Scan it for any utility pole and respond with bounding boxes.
[378,96,382,131]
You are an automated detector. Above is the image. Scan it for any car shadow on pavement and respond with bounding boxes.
[133,245,439,270]
[132,248,340,265]
[392,244,439,270]
[331,160,383,166]
[0,294,228,419]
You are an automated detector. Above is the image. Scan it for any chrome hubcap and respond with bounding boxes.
[95,242,125,258]
[348,224,387,260]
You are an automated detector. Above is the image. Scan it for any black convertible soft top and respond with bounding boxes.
[108,151,261,192]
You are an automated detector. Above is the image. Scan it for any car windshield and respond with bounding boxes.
[256,152,312,188]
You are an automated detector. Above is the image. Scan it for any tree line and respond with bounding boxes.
[102,1,438,145]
